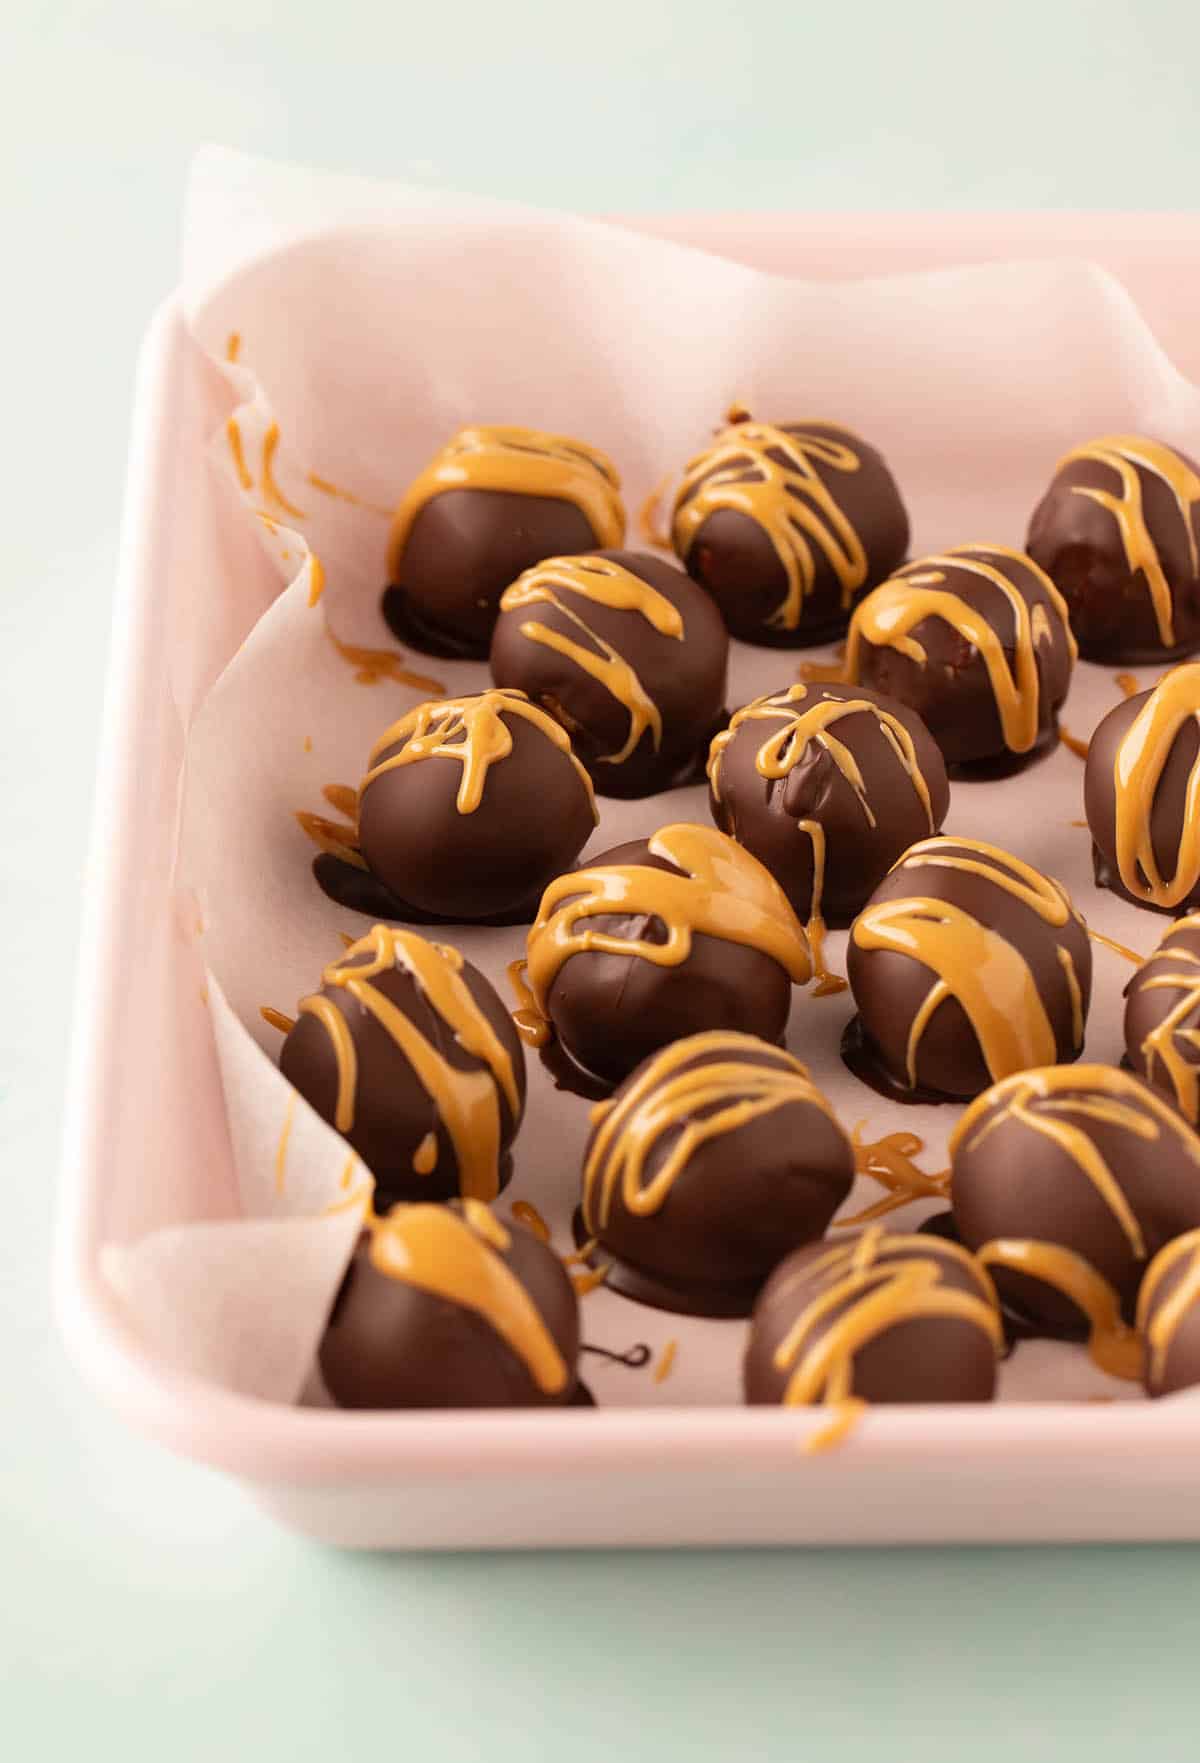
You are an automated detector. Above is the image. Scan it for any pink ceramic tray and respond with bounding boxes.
[56,214,1200,1549]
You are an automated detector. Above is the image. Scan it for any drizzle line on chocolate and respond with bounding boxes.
[387,425,625,580]
[1132,913,1200,1120]
[522,822,812,1030]
[846,545,1076,754]
[1110,662,1200,908]
[673,420,869,632]
[581,1032,833,1234]
[1057,436,1200,648]
[362,688,598,819]
[975,1238,1141,1379]
[500,555,684,764]
[1137,1226,1200,1385]
[296,926,520,1202]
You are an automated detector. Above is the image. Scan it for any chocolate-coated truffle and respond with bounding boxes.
[670,416,908,646]
[490,550,728,797]
[383,425,626,657]
[340,688,597,922]
[1085,663,1200,915]
[743,1228,1002,1408]
[951,1065,1200,1338]
[280,927,526,1211]
[579,1032,854,1317]
[1027,434,1200,663]
[515,821,812,1093]
[707,681,950,952]
[320,1202,581,1409]
[1137,1228,1200,1397]
[1125,913,1200,1122]
[845,544,1077,771]
[845,836,1091,1103]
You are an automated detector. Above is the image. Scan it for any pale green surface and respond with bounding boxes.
[6,2,1200,1755]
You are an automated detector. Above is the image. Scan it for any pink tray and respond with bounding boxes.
[56,214,1200,1549]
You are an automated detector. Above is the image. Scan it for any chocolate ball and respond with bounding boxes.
[951,1065,1200,1337]
[280,927,526,1211]
[355,689,597,921]
[383,425,626,657]
[521,822,812,1093]
[743,1229,1001,1407]
[1125,914,1200,1122]
[1137,1228,1200,1397]
[1027,434,1200,663]
[490,550,728,798]
[845,836,1091,1103]
[1085,664,1200,915]
[845,544,1077,771]
[579,1032,854,1317]
[670,417,908,646]
[707,681,950,934]
[320,1202,581,1409]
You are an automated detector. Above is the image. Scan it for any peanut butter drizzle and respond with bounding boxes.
[510,1200,551,1242]
[1110,662,1200,907]
[226,418,253,491]
[327,626,445,695]
[260,1005,296,1035]
[524,822,812,1027]
[260,423,305,519]
[581,1033,834,1234]
[296,927,520,1201]
[637,475,673,549]
[306,555,326,607]
[654,1339,678,1384]
[369,1201,567,1395]
[1133,915,1200,1121]
[796,643,848,685]
[275,1094,296,1195]
[835,1125,950,1227]
[1116,672,1141,699]
[852,837,1083,1088]
[672,421,869,632]
[307,471,394,518]
[1137,1227,1200,1385]
[976,1239,1141,1380]
[846,545,1076,754]
[708,684,935,993]
[770,1228,1002,1439]
[295,808,365,869]
[339,1153,359,1191]
[387,425,625,580]
[225,332,241,363]
[506,958,550,1048]
[500,555,684,765]
[1059,726,1090,759]
[361,688,597,819]
[1057,435,1200,648]
[1088,927,1145,966]
[322,782,359,821]
[572,1262,612,1296]
[412,1131,438,1176]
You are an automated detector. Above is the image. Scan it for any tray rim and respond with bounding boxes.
[55,224,1200,1503]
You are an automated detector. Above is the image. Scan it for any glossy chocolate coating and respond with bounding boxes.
[951,1071,1200,1335]
[320,1219,580,1408]
[358,703,595,921]
[845,842,1091,1102]
[579,1035,854,1317]
[490,550,729,798]
[1028,446,1200,663]
[850,549,1074,770]
[280,951,526,1211]
[675,423,908,646]
[708,682,950,925]
[743,1234,998,1405]
[383,489,601,659]
[1139,1239,1200,1397]
[1125,919,1200,1120]
[1085,685,1200,914]
[542,838,796,1092]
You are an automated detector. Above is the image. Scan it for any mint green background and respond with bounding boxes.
[8,2,1200,1755]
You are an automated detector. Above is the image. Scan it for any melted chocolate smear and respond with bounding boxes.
[947,721,1060,783]
[917,1212,1059,1356]
[537,1034,615,1102]
[380,583,488,660]
[840,1015,956,1107]
[570,1206,761,1319]
[312,854,540,928]
[568,1380,597,1407]
[581,1341,653,1369]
